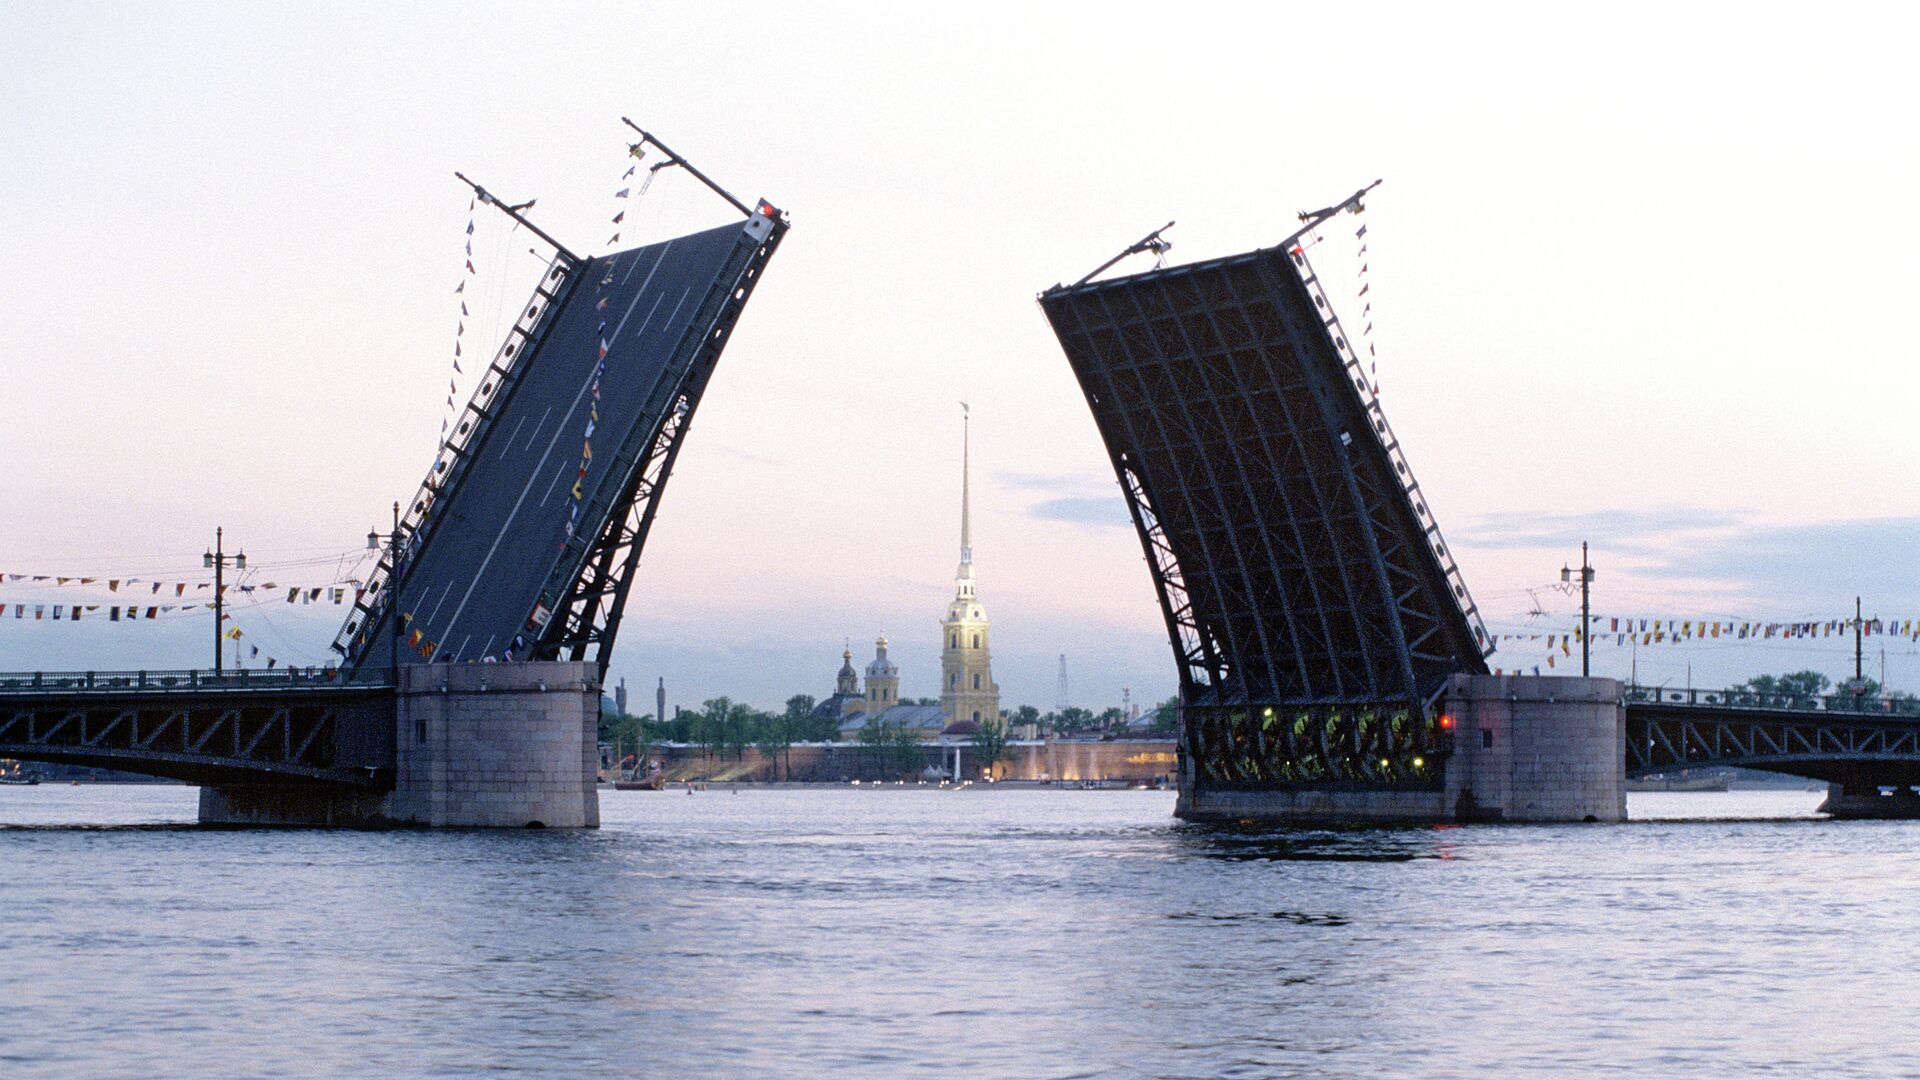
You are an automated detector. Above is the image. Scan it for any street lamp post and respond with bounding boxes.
[366,501,403,681]
[1562,541,1594,678]
[203,527,245,674]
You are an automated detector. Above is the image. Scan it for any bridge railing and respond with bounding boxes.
[0,668,396,696]
[1625,683,1920,717]
[1286,239,1492,660]
[334,252,579,663]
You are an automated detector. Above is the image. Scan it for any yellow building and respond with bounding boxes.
[940,405,999,727]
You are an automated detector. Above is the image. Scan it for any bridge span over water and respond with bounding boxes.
[0,126,787,826]
[1037,192,1913,822]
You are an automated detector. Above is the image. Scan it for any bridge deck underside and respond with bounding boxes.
[0,689,394,787]
[1040,247,1486,720]
[344,219,772,669]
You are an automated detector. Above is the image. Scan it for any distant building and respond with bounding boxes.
[815,406,1002,742]
[811,643,868,726]
[865,635,900,715]
[940,405,999,728]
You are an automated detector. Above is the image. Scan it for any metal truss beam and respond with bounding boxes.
[1039,236,1489,749]
[0,686,393,787]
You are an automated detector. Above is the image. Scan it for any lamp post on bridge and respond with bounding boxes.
[1562,542,1594,678]
[367,501,404,681]
[203,527,245,675]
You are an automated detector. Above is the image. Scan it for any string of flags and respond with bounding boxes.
[1493,613,1920,668]
[607,136,665,248]
[445,199,478,442]
[8,602,210,621]
[564,143,650,546]
[1,573,360,601]
[221,622,311,672]
[1354,221,1378,394]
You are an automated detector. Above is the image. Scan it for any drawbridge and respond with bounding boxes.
[1038,192,1490,792]
[0,125,788,791]
[338,131,787,678]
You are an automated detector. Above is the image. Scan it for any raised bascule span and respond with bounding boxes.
[338,174,787,677]
[1039,195,1494,809]
[0,124,791,826]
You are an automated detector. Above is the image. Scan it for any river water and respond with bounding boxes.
[4,785,1918,1078]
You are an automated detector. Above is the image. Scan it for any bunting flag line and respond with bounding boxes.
[1488,612,1920,656]
[565,142,654,544]
[445,200,479,442]
[2,572,363,598]
[1354,221,1379,393]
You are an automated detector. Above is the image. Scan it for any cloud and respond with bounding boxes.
[1449,506,1741,550]
[1635,516,1920,607]
[1456,508,1920,612]
[999,470,1130,530]
[1029,496,1129,529]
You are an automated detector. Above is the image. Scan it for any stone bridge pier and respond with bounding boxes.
[1178,674,1626,824]
[199,661,600,828]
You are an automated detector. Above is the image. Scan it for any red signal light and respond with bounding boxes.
[1438,715,1455,730]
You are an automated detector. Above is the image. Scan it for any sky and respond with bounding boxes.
[1,2,1915,712]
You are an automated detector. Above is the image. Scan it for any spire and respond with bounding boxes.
[960,401,972,566]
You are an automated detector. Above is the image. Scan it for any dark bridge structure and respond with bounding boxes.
[0,669,392,788]
[1039,203,1491,797]
[1626,686,1920,813]
[0,126,787,811]
[1038,195,1920,821]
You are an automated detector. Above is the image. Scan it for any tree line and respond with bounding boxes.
[598,692,1184,777]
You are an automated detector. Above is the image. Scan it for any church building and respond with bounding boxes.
[939,404,999,728]
[814,406,1001,739]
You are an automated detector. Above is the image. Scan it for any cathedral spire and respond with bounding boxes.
[959,401,972,569]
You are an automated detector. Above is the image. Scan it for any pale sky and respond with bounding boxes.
[2,2,1916,711]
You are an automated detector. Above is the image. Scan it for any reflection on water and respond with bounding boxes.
[4,786,1919,1077]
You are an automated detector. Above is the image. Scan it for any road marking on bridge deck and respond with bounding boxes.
[519,406,554,455]
[660,287,691,336]
[424,578,457,629]
[502,412,531,459]
[538,461,567,508]
[434,241,678,646]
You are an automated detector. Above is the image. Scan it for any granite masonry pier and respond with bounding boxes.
[198,661,601,828]
[1178,674,1626,824]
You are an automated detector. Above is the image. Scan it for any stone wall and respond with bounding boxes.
[200,661,600,828]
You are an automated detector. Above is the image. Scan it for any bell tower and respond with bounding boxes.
[940,403,1000,727]
[865,634,900,716]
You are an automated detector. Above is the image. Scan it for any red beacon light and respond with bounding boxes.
[1438,715,1455,731]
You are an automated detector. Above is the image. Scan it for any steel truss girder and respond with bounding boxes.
[1183,702,1450,790]
[1039,240,1488,734]
[1627,705,1920,782]
[531,220,788,678]
[0,690,394,786]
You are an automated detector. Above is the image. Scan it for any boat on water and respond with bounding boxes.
[1626,773,1731,793]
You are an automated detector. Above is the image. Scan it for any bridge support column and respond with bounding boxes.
[199,661,601,828]
[1817,777,1920,819]
[1176,675,1625,824]
[1443,675,1624,823]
